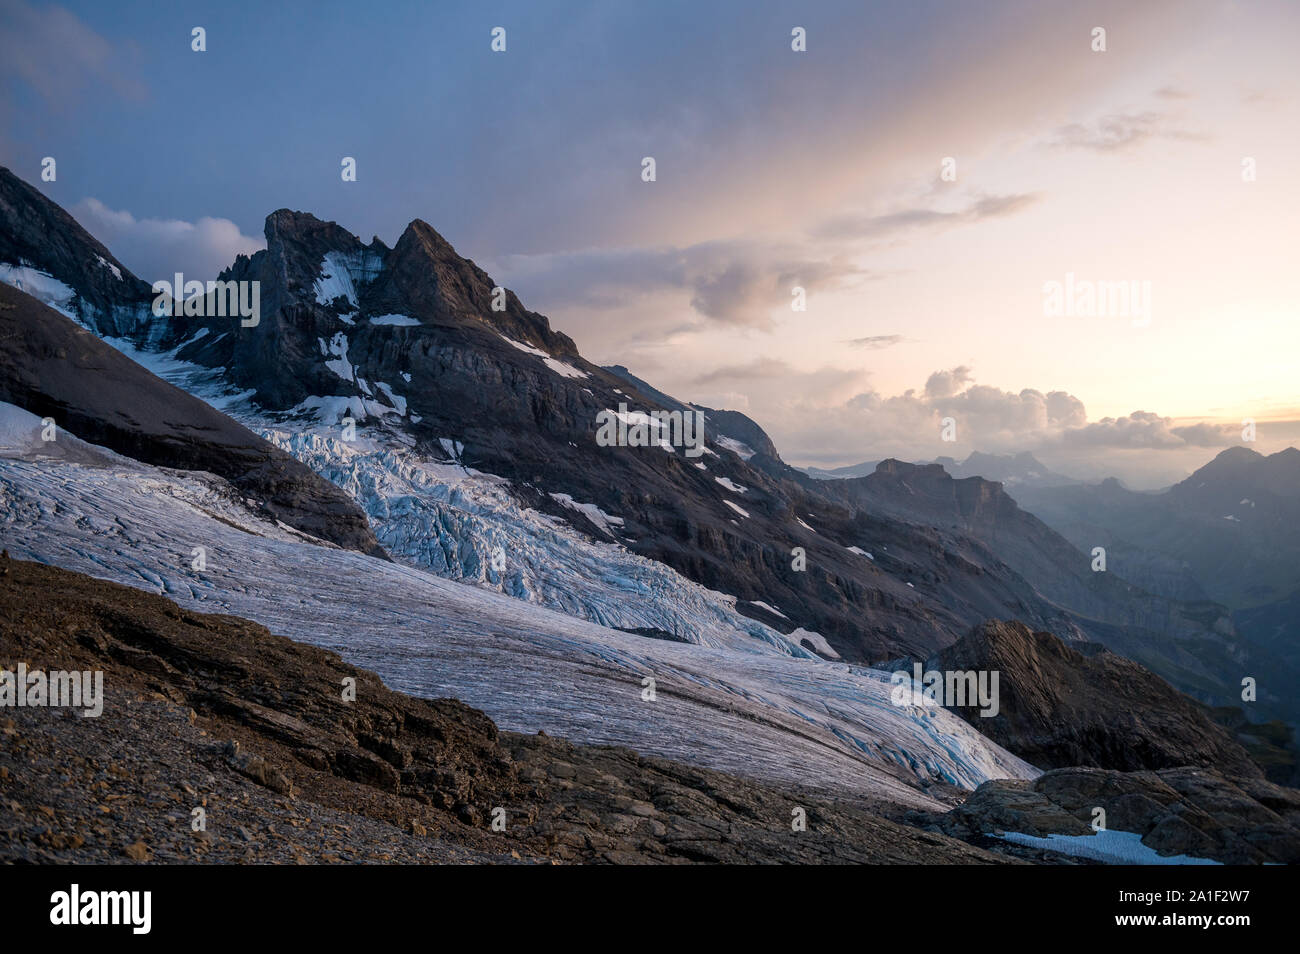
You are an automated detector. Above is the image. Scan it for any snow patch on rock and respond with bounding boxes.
[724,500,750,519]
[370,313,421,327]
[788,628,841,660]
[998,830,1220,865]
[716,436,755,460]
[0,263,77,318]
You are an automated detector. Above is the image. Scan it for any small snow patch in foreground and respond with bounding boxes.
[998,830,1220,865]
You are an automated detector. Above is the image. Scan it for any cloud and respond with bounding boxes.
[1171,422,1242,446]
[845,335,905,350]
[812,193,1041,242]
[1050,112,1209,152]
[1064,411,1237,449]
[72,199,264,282]
[686,248,866,328]
[687,260,773,325]
[681,362,1086,464]
[495,239,868,332]
[697,363,1223,470]
[494,193,1029,340]
[689,359,866,410]
[0,0,145,106]
[693,358,793,385]
[909,379,1088,448]
[1240,88,1284,106]
[924,365,974,399]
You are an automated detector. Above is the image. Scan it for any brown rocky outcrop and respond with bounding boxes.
[923,620,1262,777]
[916,766,1300,865]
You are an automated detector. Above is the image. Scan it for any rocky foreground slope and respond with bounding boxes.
[0,556,1004,865]
[5,556,1294,865]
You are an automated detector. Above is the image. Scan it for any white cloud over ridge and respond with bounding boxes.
[72,198,264,283]
[695,364,1239,479]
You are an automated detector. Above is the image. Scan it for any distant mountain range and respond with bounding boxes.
[803,450,1080,488]
[805,443,1300,726]
[1015,447,1300,610]
[1012,447,1300,728]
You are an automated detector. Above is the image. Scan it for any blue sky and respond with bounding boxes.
[4,0,1298,485]
[8,0,976,253]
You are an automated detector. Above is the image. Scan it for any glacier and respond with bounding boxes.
[1,401,1038,808]
[0,290,1040,804]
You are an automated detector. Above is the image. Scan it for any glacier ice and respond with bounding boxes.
[0,409,1037,807]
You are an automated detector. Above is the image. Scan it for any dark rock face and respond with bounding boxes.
[604,364,782,460]
[1207,705,1300,787]
[1013,451,1300,727]
[0,167,153,338]
[918,766,1300,865]
[806,451,1076,486]
[824,459,1230,645]
[919,619,1261,778]
[0,284,382,556]
[1231,591,1300,730]
[0,556,1009,865]
[180,210,582,412]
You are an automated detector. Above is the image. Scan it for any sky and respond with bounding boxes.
[3,0,1297,488]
